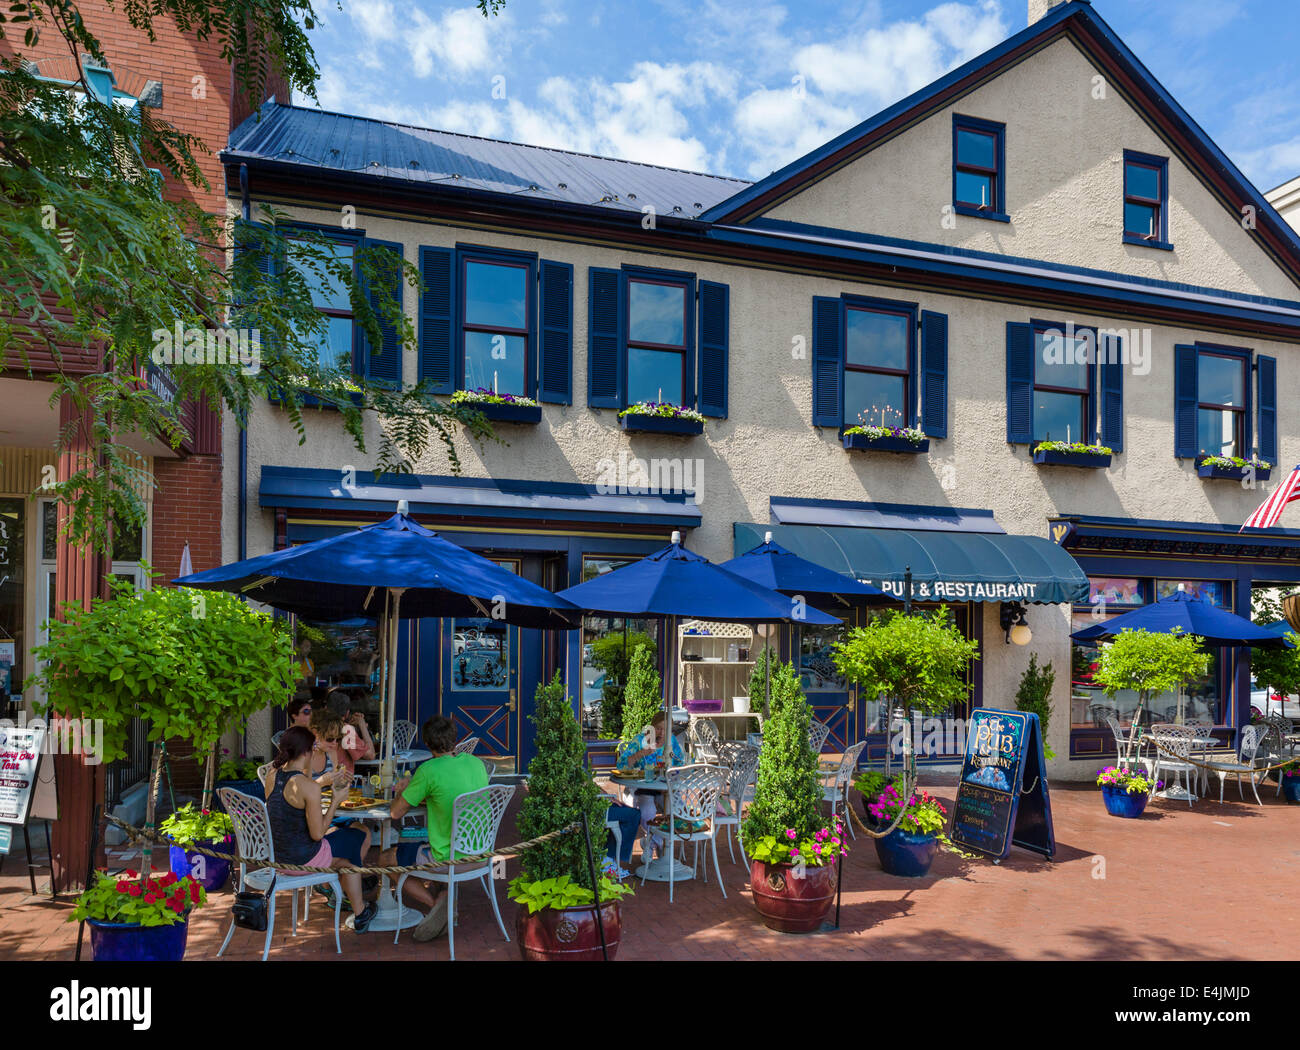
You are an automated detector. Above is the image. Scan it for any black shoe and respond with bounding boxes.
[322,885,352,913]
[349,901,378,933]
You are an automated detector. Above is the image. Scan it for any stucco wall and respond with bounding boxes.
[764,37,1299,302]
[224,200,1300,778]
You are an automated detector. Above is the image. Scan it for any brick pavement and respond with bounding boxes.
[3,776,1298,961]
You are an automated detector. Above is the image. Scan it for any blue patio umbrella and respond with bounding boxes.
[719,533,895,610]
[1070,590,1293,649]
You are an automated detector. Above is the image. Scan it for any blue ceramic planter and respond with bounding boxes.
[167,835,235,892]
[1281,776,1300,803]
[88,916,190,962]
[873,828,938,877]
[1101,784,1149,818]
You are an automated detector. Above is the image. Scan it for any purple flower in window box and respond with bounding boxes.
[617,401,705,435]
[1032,441,1112,469]
[451,388,542,423]
[1195,455,1271,482]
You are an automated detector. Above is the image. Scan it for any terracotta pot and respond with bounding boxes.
[516,901,621,961]
[749,857,836,933]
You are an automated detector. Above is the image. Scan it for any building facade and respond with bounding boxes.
[223,1,1300,778]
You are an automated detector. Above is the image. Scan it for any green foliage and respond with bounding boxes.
[1092,630,1210,707]
[832,606,980,718]
[1014,653,1056,760]
[741,662,823,846]
[517,673,609,893]
[590,629,656,740]
[866,784,948,836]
[1096,766,1159,794]
[216,753,264,781]
[0,0,507,553]
[618,643,663,747]
[747,645,776,719]
[851,769,903,801]
[159,803,233,848]
[746,823,847,868]
[506,874,633,913]
[69,870,206,927]
[1250,592,1300,699]
[29,577,297,761]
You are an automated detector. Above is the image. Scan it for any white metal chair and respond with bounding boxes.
[1148,725,1198,807]
[270,730,285,751]
[1203,724,1267,805]
[1263,716,1299,795]
[809,719,832,755]
[689,718,720,764]
[823,740,867,840]
[216,787,343,961]
[713,744,760,864]
[1104,715,1151,769]
[643,763,726,903]
[393,783,515,958]
[392,720,418,752]
[452,736,480,756]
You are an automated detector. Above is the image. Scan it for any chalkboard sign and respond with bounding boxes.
[951,709,1054,860]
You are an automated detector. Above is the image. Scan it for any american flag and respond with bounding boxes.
[1242,465,1300,530]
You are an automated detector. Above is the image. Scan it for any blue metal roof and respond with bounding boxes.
[225,102,749,220]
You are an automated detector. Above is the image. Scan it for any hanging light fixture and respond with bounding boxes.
[1000,601,1032,645]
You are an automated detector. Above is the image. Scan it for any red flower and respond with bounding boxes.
[160,873,177,887]
[124,869,138,879]
[128,885,141,897]
[116,883,129,893]
[201,809,209,816]
[170,900,184,914]
[189,884,201,903]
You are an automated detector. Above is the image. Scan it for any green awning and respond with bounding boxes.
[734,522,1088,605]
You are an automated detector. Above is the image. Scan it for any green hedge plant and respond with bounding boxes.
[618,643,663,747]
[1014,653,1056,760]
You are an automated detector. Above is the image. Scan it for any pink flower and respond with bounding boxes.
[785,829,796,840]
[790,847,799,856]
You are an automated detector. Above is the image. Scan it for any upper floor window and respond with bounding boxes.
[461,255,532,397]
[844,303,913,429]
[286,235,356,373]
[1196,350,1247,458]
[952,115,1007,221]
[626,278,689,405]
[587,266,730,418]
[1032,325,1093,443]
[1123,151,1171,250]
[1173,342,1276,465]
[811,294,949,438]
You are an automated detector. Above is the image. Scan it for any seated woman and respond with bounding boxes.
[261,727,377,932]
[615,710,685,864]
[310,708,357,778]
[325,689,376,767]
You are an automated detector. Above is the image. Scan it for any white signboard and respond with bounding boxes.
[0,723,45,827]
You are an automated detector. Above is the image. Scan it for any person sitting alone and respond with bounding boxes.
[261,726,377,932]
[378,716,488,943]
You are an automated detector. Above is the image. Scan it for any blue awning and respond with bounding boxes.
[259,467,702,529]
[734,520,1088,605]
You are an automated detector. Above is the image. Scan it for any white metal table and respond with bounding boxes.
[322,799,422,932]
[604,774,694,884]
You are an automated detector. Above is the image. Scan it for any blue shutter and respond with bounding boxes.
[1005,322,1034,444]
[1174,345,1198,458]
[232,220,278,356]
[587,267,623,408]
[538,260,573,404]
[417,246,455,393]
[920,310,948,438]
[1257,354,1277,464]
[359,238,403,385]
[811,297,843,428]
[697,281,729,418]
[1100,333,1124,453]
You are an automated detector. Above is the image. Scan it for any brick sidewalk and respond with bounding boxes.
[4,777,1298,961]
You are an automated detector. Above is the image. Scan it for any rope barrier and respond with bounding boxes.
[1128,732,1297,776]
[104,814,582,877]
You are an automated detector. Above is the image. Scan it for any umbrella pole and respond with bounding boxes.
[385,588,404,791]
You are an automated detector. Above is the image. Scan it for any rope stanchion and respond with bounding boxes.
[103,813,583,878]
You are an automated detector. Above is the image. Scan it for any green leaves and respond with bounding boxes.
[158,802,233,848]
[742,661,823,846]
[1091,629,1210,703]
[618,644,663,747]
[506,874,633,913]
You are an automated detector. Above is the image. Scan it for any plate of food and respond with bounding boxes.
[609,768,643,780]
[338,796,383,810]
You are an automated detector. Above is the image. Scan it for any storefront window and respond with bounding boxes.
[296,620,382,731]
[580,555,657,740]
[1088,577,1146,608]
[798,624,848,693]
[0,498,24,707]
[1155,579,1229,608]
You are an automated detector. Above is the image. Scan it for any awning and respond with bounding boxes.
[733,520,1088,605]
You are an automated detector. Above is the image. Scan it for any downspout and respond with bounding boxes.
[238,163,250,560]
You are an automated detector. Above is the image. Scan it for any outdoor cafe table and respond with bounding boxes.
[321,797,421,932]
[601,773,693,884]
[354,748,432,769]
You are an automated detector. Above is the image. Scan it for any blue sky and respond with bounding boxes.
[302,0,1300,193]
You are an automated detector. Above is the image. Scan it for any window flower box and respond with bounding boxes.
[269,383,365,410]
[1196,455,1271,482]
[451,389,541,424]
[841,426,929,454]
[1032,441,1112,469]
[617,402,705,436]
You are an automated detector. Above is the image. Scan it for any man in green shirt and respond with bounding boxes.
[381,715,488,942]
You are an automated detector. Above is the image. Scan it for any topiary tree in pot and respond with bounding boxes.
[590,628,657,740]
[1091,629,1210,757]
[510,672,633,960]
[618,643,663,748]
[31,577,297,960]
[742,661,847,932]
[1014,653,1056,761]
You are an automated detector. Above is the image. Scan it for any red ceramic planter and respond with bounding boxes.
[749,858,836,933]
[515,901,622,961]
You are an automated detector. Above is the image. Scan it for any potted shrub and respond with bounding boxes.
[451,387,543,424]
[159,803,236,893]
[1196,454,1271,482]
[70,869,207,963]
[1277,761,1300,803]
[617,401,705,435]
[852,769,904,827]
[618,643,664,749]
[742,661,847,933]
[588,629,657,741]
[32,577,297,960]
[1090,629,1210,761]
[1032,440,1112,468]
[1096,766,1160,818]
[1014,653,1057,760]
[841,423,929,454]
[867,784,949,877]
[510,673,633,960]
[211,750,266,811]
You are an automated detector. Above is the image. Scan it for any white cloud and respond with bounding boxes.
[732,88,858,178]
[409,5,501,77]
